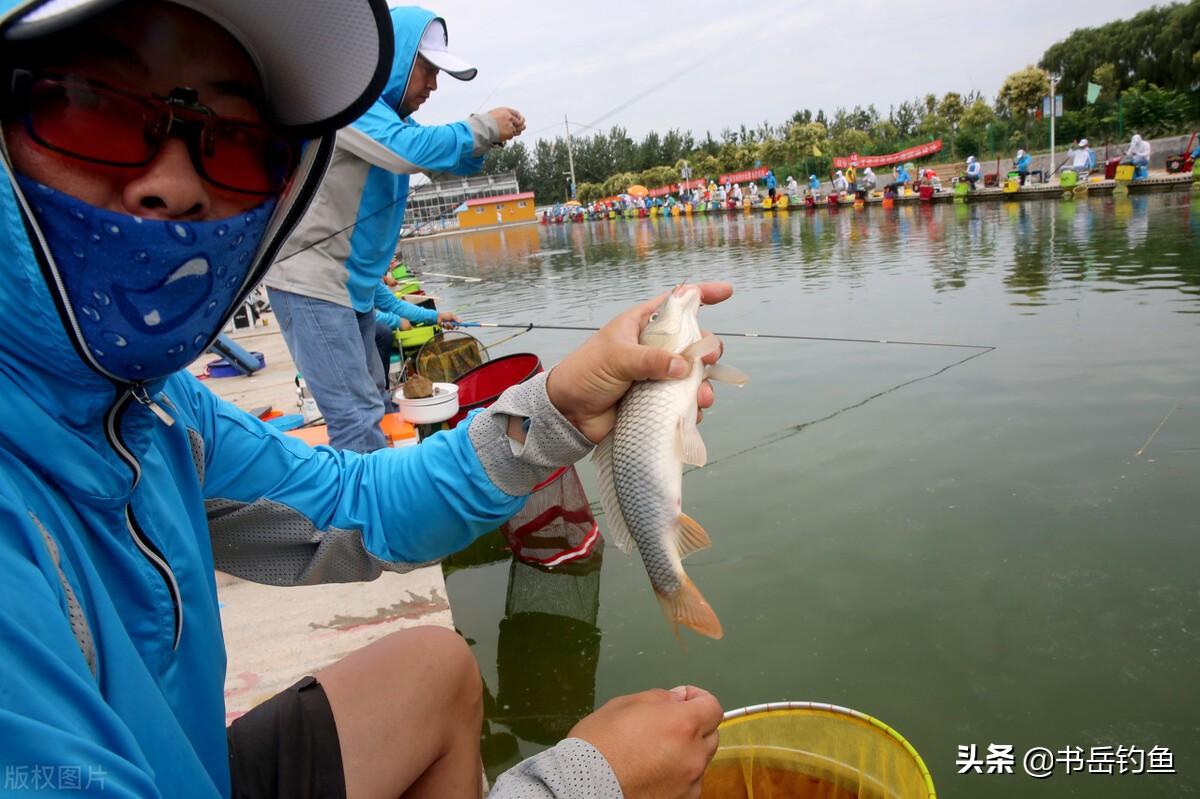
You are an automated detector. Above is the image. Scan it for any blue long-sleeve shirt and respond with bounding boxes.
[373,284,438,328]
[265,7,500,313]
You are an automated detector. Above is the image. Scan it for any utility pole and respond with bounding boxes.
[1049,74,1057,178]
[564,115,577,200]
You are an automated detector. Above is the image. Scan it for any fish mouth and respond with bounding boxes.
[673,282,703,301]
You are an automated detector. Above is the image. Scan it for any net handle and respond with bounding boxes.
[721,701,937,799]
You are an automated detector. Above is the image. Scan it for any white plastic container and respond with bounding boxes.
[394,382,460,424]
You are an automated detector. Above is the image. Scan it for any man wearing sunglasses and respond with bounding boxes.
[264,7,527,454]
[0,1,729,797]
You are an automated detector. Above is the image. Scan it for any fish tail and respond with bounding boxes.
[656,576,723,639]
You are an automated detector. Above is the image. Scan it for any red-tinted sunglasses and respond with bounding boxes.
[8,69,299,195]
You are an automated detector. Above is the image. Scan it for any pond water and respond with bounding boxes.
[403,193,1200,797]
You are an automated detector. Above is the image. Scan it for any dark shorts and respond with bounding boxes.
[227,676,346,799]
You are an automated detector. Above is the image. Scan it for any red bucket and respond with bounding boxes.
[448,353,543,427]
[918,185,935,201]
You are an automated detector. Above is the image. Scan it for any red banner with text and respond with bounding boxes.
[719,167,770,184]
[833,140,943,169]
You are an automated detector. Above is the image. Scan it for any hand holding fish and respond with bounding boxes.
[569,685,723,799]
[587,284,748,640]
[546,281,734,444]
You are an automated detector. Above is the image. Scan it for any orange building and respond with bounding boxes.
[456,191,536,229]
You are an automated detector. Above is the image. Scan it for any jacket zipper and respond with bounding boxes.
[107,387,184,650]
[9,131,335,656]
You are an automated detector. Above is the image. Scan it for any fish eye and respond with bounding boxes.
[649,312,659,322]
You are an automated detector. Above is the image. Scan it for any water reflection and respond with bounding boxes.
[402,194,1199,316]
[423,192,1200,797]
[447,532,605,778]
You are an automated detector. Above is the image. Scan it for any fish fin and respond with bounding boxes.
[676,513,712,558]
[656,577,723,639]
[680,336,721,361]
[679,413,707,467]
[705,362,749,386]
[591,434,635,555]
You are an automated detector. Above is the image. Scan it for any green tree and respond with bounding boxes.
[576,182,602,203]
[831,129,871,158]
[1091,63,1118,102]
[787,122,827,156]
[1040,1,1200,108]
[917,113,950,142]
[997,65,1050,120]
[892,101,921,137]
[1121,81,1195,136]
[960,99,997,130]
[869,120,898,147]
[756,137,793,171]
[939,92,965,131]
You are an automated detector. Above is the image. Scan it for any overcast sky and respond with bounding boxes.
[409,0,1164,145]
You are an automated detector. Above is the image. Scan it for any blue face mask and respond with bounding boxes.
[17,176,275,382]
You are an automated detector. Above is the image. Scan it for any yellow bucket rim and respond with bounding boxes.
[719,701,937,799]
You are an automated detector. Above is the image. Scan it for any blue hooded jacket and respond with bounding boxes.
[0,4,528,796]
[264,7,501,314]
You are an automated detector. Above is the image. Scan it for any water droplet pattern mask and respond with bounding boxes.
[17,176,275,381]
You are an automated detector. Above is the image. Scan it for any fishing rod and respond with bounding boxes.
[458,322,995,351]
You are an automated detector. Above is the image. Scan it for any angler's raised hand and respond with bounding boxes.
[487,107,525,143]
[546,282,733,444]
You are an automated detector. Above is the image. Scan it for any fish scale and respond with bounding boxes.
[611,374,697,596]
[592,284,742,639]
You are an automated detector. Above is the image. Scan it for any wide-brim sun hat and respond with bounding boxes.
[1,0,394,138]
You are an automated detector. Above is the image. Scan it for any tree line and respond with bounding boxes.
[483,0,1199,204]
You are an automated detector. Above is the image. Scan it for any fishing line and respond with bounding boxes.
[582,7,793,130]
[275,194,411,264]
[1135,402,1177,457]
[473,76,509,114]
[684,345,996,474]
[479,325,533,351]
[462,322,995,351]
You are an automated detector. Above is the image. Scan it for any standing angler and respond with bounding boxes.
[593,284,747,639]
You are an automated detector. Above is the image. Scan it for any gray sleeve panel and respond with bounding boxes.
[467,113,501,157]
[335,126,422,173]
[206,497,435,586]
[29,512,97,679]
[187,427,205,489]
[466,372,595,496]
[490,739,623,799]
[261,145,367,307]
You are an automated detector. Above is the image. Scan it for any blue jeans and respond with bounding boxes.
[268,288,389,453]
[374,320,396,389]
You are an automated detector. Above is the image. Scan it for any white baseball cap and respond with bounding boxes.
[2,0,394,136]
[418,18,476,81]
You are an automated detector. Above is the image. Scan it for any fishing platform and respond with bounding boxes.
[547,172,1197,226]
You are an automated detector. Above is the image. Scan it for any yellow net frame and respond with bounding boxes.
[701,701,936,799]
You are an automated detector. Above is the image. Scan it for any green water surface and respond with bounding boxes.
[405,193,1200,797]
